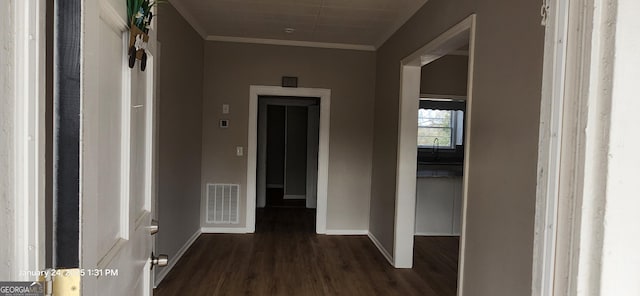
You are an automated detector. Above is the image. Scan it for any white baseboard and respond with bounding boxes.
[415,232,461,237]
[325,229,368,235]
[283,194,306,200]
[154,229,201,288]
[201,227,248,234]
[367,232,394,266]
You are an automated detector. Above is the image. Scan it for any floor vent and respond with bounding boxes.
[206,184,240,224]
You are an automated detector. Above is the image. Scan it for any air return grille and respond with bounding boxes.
[206,184,240,224]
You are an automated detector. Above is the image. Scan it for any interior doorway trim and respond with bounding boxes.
[9,0,47,278]
[393,14,476,294]
[247,85,331,234]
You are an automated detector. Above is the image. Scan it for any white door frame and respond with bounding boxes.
[393,14,476,294]
[247,85,331,234]
[531,0,570,294]
[532,0,640,294]
[9,0,47,281]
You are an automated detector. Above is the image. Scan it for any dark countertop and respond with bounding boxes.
[417,163,463,178]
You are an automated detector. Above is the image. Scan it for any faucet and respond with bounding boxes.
[432,138,439,161]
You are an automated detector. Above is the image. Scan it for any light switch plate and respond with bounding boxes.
[222,104,229,114]
[236,146,243,156]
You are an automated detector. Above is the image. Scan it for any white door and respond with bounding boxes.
[80,1,157,295]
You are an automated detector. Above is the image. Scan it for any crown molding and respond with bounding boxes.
[168,0,430,51]
[205,35,376,51]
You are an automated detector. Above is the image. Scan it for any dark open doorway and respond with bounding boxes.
[257,96,320,210]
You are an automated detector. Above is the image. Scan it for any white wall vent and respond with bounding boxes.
[206,184,240,224]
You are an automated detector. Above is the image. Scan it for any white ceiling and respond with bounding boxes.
[169,0,428,50]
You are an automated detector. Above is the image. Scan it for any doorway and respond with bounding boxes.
[393,14,476,294]
[257,96,320,209]
[415,54,468,237]
[247,86,331,234]
[408,37,469,296]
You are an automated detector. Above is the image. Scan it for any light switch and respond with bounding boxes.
[236,146,243,156]
[222,104,229,114]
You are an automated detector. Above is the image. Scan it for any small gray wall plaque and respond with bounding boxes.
[282,76,298,88]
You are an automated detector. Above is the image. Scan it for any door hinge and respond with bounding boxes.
[38,268,81,296]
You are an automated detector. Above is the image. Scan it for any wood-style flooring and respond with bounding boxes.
[265,188,306,208]
[154,208,459,296]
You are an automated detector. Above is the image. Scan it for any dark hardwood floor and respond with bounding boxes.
[265,188,306,208]
[154,208,459,296]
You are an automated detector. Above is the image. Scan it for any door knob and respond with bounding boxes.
[149,219,159,235]
[151,252,168,269]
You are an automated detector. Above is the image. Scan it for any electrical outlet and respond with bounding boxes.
[236,146,243,156]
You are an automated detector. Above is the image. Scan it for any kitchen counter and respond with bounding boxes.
[417,163,463,178]
[415,172,463,236]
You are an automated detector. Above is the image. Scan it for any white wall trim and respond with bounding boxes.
[531,0,570,294]
[154,229,201,288]
[150,42,161,293]
[393,62,420,268]
[534,0,640,294]
[394,14,476,296]
[168,1,385,52]
[201,227,249,234]
[98,0,128,33]
[325,230,368,235]
[457,16,477,296]
[119,29,132,242]
[248,86,331,235]
[12,0,47,281]
[401,16,475,66]
[206,35,376,51]
[367,232,394,266]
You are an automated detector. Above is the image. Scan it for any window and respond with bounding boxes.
[417,108,464,148]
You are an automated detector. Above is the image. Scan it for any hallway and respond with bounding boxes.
[154,208,458,295]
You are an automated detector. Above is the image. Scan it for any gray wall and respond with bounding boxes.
[201,41,376,230]
[368,0,544,295]
[156,3,204,275]
[421,55,469,96]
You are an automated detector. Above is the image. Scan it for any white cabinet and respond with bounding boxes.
[415,176,462,236]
